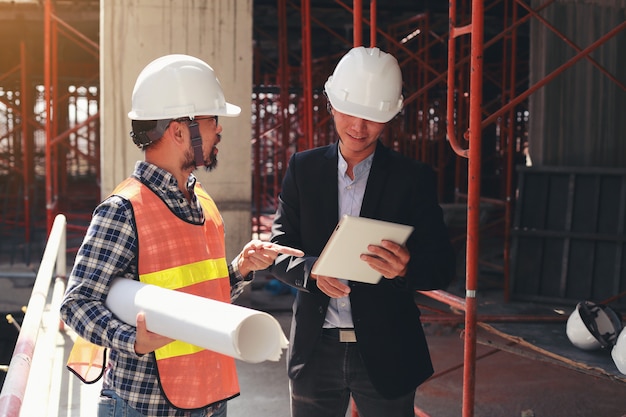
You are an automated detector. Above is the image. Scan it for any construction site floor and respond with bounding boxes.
[239,277,626,417]
[1,264,626,416]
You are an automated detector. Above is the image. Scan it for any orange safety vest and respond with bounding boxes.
[67,177,240,410]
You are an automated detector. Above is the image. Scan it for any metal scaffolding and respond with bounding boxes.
[0,0,99,263]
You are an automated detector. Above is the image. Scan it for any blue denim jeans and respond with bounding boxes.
[97,389,227,417]
[289,332,415,417]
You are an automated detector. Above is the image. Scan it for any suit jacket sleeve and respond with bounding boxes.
[269,148,332,295]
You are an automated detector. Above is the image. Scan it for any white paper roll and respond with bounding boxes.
[105,278,288,363]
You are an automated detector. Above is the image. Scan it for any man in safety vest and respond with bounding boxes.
[60,54,303,417]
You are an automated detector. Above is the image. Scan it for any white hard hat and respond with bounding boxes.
[566,301,622,350]
[611,327,626,374]
[324,46,403,123]
[128,54,241,120]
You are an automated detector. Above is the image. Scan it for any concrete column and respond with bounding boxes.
[100,0,253,261]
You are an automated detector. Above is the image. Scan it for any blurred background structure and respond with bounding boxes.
[0,1,625,416]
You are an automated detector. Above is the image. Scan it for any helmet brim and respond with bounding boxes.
[216,102,242,117]
[326,91,401,123]
[128,101,241,121]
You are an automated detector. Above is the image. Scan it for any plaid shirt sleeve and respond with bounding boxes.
[60,195,139,356]
[229,259,254,301]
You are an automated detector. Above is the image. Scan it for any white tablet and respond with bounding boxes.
[311,215,414,284]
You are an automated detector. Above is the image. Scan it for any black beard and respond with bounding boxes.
[203,152,218,172]
[183,146,218,172]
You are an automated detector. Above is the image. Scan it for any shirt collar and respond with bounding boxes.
[133,161,196,196]
[337,149,374,178]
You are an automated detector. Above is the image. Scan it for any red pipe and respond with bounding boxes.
[462,1,485,416]
[44,0,53,233]
[353,0,362,46]
[335,0,439,77]
[51,13,99,55]
[418,289,466,312]
[503,0,519,302]
[252,43,262,229]
[20,42,30,245]
[419,314,568,324]
[446,1,470,159]
[301,0,313,150]
[52,15,59,228]
[287,0,351,47]
[278,0,291,167]
[369,0,376,47]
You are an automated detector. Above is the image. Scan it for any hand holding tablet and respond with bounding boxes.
[311,215,414,284]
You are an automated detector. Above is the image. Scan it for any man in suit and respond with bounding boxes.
[268,46,456,417]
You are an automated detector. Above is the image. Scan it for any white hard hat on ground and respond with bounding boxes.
[128,54,241,121]
[611,327,626,374]
[324,46,403,123]
[566,300,622,351]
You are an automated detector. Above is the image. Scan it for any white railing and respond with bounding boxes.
[0,214,67,417]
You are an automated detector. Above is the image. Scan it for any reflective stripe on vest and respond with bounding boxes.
[113,177,239,410]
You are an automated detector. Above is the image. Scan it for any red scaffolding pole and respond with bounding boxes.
[445,0,485,415]
[353,0,362,46]
[44,0,54,233]
[41,0,100,236]
[19,42,31,247]
[301,0,314,150]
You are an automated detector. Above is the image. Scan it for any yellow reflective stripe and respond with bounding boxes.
[156,340,204,360]
[140,258,228,290]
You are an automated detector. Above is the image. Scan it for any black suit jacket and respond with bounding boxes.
[269,140,456,399]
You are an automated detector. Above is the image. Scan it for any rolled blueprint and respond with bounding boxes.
[105,278,288,363]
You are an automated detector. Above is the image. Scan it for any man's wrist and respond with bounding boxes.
[231,258,254,282]
[228,259,254,301]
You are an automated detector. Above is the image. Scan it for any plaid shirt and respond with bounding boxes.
[60,161,252,417]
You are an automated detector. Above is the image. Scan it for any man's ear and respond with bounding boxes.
[168,120,185,142]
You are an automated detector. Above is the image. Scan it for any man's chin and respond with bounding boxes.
[203,159,218,172]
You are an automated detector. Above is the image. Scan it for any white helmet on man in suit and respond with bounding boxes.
[324,46,403,123]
